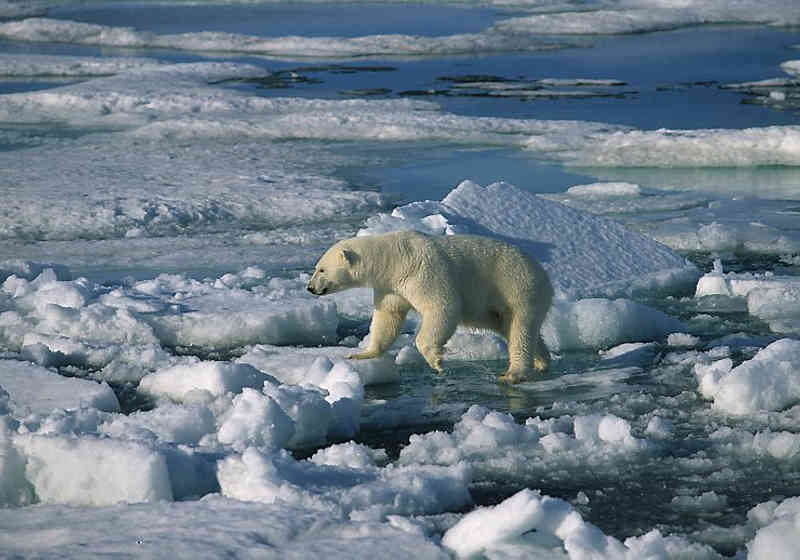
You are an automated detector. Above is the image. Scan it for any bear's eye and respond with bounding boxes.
[319,268,325,274]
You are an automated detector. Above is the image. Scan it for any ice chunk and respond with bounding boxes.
[361,180,698,300]
[0,418,32,507]
[147,285,338,350]
[497,3,800,35]
[695,339,800,415]
[645,416,674,439]
[0,494,449,558]
[443,486,720,559]
[671,491,729,513]
[667,332,701,347]
[238,344,398,387]
[261,383,331,449]
[399,406,649,480]
[237,350,368,442]
[0,17,563,58]
[0,53,164,77]
[310,441,388,470]
[563,125,800,167]
[217,447,471,520]
[100,402,216,445]
[217,388,295,451]
[15,433,172,506]
[139,360,273,402]
[0,359,119,414]
[747,497,800,560]
[4,269,92,312]
[0,261,71,283]
[565,182,641,197]
[442,489,578,558]
[544,298,686,351]
[747,282,800,334]
[696,267,800,333]
[574,414,645,449]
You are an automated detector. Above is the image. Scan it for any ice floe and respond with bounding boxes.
[495,0,800,35]
[0,16,564,57]
[0,53,164,77]
[556,125,800,167]
[442,487,720,559]
[748,498,800,560]
[694,338,800,415]
[547,183,800,255]
[0,360,119,415]
[696,260,800,333]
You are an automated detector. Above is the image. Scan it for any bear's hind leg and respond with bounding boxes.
[415,307,458,373]
[533,334,550,372]
[499,312,547,383]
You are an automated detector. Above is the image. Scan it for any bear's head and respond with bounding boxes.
[307,242,361,296]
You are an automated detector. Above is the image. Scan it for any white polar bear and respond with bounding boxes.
[307,231,553,383]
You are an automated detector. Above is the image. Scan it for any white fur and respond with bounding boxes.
[307,231,553,383]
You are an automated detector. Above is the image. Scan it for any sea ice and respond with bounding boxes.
[696,261,800,333]
[0,53,164,77]
[138,361,274,402]
[694,339,800,415]
[14,433,173,506]
[495,1,800,35]
[748,498,800,560]
[399,405,649,485]
[442,487,720,559]
[217,388,295,451]
[559,125,800,167]
[544,298,685,352]
[217,446,472,521]
[0,359,119,415]
[0,16,564,58]
[549,183,800,255]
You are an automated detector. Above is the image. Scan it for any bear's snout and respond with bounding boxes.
[307,282,325,295]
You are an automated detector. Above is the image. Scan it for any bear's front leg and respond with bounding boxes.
[349,294,410,360]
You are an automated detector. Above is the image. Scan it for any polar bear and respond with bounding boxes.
[307,231,553,383]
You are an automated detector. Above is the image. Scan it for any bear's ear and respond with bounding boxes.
[339,248,358,266]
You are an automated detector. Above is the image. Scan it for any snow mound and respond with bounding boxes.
[544,298,685,351]
[748,498,800,560]
[694,339,800,415]
[217,446,472,521]
[361,180,698,300]
[139,361,273,402]
[15,433,172,506]
[443,487,720,559]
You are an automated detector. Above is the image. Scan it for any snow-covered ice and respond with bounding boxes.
[695,260,800,334]
[360,180,698,300]
[694,339,800,415]
[0,359,119,415]
[1,3,800,558]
